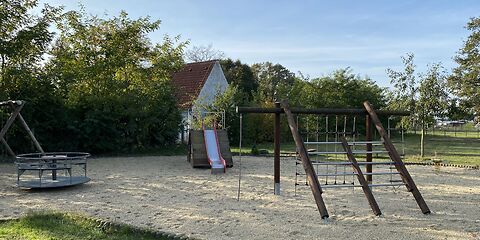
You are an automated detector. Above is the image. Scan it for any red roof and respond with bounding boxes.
[171,60,216,109]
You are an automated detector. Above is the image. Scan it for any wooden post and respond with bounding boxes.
[0,102,24,157]
[363,101,431,214]
[16,112,44,153]
[274,102,281,195]
[366,115,373,183]
[281,100,329,219]
[0,103,23,141]
[340,137,382,216]
[0,138,15,157]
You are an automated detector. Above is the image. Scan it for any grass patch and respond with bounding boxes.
[0,212,179,240]
[231,133,480,167]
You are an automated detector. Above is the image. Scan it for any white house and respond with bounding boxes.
[171,60,229,141]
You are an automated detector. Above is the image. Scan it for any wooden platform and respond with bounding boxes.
[188,129,233,168]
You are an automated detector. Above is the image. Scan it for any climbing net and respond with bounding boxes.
[294,114,406,195]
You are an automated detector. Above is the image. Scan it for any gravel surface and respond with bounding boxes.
[1,156,479,239]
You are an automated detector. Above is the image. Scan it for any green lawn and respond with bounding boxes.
[0,212,177,240]
[231,133,480,167]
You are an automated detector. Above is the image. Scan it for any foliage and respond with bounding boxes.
[449,17,480,116]
[185,43,225,62]
[301,68,386,109]
[251,62,296,101]
[45,10,186,153]
[417,63,449,126]
[386,53,417,116]
[220,58,258,101]
[0,0,60,82]
[387,54,449,156]
[445,98,474,121]
[288,68,386,141]
[387,54,448,128]
[0,0,67,153]
[5,1,473,156]
[0,0,187,155]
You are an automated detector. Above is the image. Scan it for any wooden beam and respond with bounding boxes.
[0,137,15,157]
[0,103,23,144]
[363,101,431,214]
[340,137,382,216]
[281,100,329,219]
[237,106,409,116]
[0,100,22,107]
[16,112,44,153]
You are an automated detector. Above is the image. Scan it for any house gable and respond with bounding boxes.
[193,61,228,110]
[171,60,216,109]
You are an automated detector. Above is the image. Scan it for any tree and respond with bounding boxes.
[417,63,449,156]
[0,0,60,81]
[387,54,448,157]
[0,0,66,153]
[386,53,417,125]
[445,98,474,121]
[185,44,225,62]
[0,0,60,100]
[220,58,258,100]
[47,10,187,152]
[251,62,296,102]
[449,17,480,116]
[301,68,385,109]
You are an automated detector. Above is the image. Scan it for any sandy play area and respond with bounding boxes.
[0,155,479,239]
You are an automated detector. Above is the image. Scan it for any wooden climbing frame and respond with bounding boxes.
[237,100,430,218]
[0,100,44,157]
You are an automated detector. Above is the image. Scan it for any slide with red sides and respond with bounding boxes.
[203,124,227,174]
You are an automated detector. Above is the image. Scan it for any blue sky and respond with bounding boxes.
[39,0,479,87]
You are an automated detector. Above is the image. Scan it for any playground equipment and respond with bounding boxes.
[236,100,430,219]
[187,111,233,173]
[1,100,90,189]
[16,152,90,188]
[203,123,227,173]
[188,129,233,169]
[293,112,406,193]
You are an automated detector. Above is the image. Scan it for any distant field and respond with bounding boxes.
[231,133,480,167]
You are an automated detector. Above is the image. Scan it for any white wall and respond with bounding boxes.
[193,61,228,111]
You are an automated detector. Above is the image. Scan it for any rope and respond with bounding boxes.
[401,119,405,157]
[325,115,329,185]
[343,115,347,184]
[388,117,391,138]
[316,115,319,174]
[306,115,309,143]
[236,114,243,201]
[334,115,338,184]
[352,116,356,150]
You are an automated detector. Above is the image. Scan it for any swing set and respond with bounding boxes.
[236,100,430,219]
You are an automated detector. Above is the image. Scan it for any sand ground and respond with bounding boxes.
[0,155,479,240]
